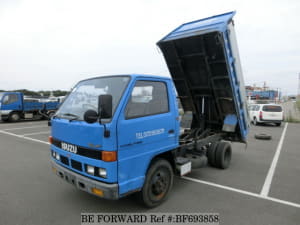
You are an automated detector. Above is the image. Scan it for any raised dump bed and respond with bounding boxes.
[157,11,249,142]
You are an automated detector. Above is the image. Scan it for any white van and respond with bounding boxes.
[249,104,283,126]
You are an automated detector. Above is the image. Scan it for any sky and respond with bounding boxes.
[0,0,299,95]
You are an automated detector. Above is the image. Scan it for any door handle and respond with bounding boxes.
[168,129,175,134]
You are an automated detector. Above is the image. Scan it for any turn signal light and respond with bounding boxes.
[102,151,117,162]
[48,136,53,144]
[52,166,57,174]
[91,187,104,197]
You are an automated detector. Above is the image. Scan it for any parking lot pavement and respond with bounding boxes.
[187,123,285,193]
[269,123,300,204]
[0,121,299,225]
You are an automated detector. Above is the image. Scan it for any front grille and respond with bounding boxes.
[71,159,82,171]
[60,155,69,166]
[52,138,102,160]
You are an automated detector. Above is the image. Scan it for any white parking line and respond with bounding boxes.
[23,131,50,136]
[182,176,300,208]
[1,124,299,209]
[0,129,49,145]
[0,121,46,127]
[3,125,46,131]
[260,122,288,197]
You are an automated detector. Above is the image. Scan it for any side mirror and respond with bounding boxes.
[84,110,98,123]
[99,95,112,119]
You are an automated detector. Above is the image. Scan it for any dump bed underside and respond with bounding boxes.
[158,32,237,133]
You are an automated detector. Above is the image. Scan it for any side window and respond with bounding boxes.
[3,94,18,105]
[125,81,169,119]
[2,95,9,104]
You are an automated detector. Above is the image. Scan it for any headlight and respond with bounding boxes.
[86,165,95,175]
[55,153,60,161]
[98,168,107,178]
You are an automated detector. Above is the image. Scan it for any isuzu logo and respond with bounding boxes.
[61,142,78,154]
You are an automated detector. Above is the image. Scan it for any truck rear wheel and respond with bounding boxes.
[138,158,173,208]
[215,142,232,169]
[207,142,219,167]
[9,112,20,122]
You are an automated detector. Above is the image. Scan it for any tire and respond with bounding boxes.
[48,112,55,119]
[275,122,281,127]
[253,117,258,126]
[137,159,173,208]
[254,133,272,140]
[1,118,9,122]
[215,142,232,169]
[9,112,20,122]
[207,142,219,167]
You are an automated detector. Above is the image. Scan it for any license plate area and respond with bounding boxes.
[176,157,192,176]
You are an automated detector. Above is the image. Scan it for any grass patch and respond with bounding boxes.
[285,117,300,123]
[285,110,300,123]
[297,100,300,111]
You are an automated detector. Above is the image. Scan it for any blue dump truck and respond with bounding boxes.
[0,92,60,122]
[49,12,250,207]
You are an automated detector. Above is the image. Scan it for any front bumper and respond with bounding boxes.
[51,161,119,200]
[260,119,282,123]
[0,110,10,121]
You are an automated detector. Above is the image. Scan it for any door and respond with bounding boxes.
[117,79,178,195]
[249,104,257,121]
[1,93,22,111]
[262,105,283,121]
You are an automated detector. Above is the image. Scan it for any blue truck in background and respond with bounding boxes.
[49,12,250,207]
[0,92,60,122]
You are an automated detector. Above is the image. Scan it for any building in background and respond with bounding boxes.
[245,82,281,103]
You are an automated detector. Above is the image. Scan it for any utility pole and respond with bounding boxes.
[298,73,300,99]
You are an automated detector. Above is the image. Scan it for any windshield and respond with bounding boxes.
[262,105,282,112]
[56,76,130,121]
[0,93,4,101]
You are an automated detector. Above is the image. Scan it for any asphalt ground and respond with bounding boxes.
[0,120,299,225]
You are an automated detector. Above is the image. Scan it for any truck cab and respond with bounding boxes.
[50,11,249,207]
[0,92,23,121]
[50,75,179,205]
[0,92,59,122]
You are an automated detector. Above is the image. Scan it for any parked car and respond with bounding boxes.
[249,104,283,126]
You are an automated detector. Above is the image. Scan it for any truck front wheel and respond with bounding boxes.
[138,159,173,208]
[9,112,20,122]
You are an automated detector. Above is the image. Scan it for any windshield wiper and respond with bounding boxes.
[61,113,79,121]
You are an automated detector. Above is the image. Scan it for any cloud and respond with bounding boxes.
[0,0,299,95]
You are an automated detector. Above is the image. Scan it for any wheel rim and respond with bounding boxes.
[149,168,170,201]
[11,113,19,121]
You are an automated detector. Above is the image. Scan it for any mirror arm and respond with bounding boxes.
[98,107,110,138]
[103,124,110,138]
